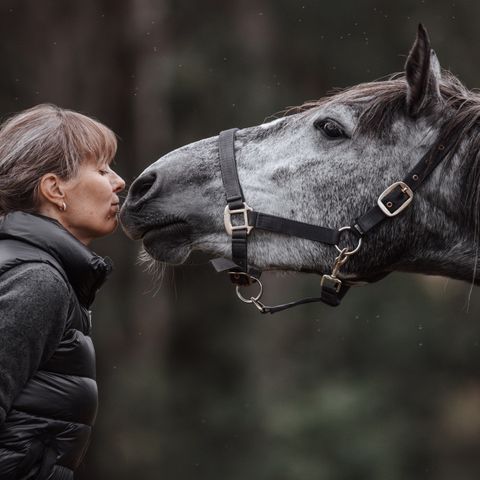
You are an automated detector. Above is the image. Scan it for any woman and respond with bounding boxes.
[0,104,125,479]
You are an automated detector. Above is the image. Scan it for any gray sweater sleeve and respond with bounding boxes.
[0,263,70,425]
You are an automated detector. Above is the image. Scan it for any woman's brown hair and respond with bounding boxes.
[0,104,117,214]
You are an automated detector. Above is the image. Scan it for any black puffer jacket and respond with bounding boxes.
[0,212,112,479]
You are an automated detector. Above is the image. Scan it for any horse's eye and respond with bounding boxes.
[314,118,347,139]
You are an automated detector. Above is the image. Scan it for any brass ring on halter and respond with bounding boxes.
[335,226,362,256]
[235,277,263,304]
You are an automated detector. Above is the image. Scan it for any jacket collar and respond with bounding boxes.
[0,211,112,306]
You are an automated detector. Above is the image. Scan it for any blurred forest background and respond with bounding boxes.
[2,1,480,479]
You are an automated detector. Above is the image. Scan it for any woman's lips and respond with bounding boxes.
[109,203,120,216]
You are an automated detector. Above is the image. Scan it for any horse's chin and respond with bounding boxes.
[142,242,191,265]
[142,228,192,265]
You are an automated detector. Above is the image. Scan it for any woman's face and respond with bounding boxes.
[60,158,125,244]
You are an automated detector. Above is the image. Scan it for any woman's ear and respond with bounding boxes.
[38,173,66,210]
[405,24,442,118]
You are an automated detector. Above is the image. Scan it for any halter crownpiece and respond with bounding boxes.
[211,128,452,314]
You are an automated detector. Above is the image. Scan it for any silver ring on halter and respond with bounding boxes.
[235,277,263,304]
[335,226,362,256]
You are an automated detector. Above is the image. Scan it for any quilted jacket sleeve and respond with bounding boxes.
[0,263,70,425]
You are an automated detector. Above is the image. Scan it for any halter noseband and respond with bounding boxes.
[211,128,450,314]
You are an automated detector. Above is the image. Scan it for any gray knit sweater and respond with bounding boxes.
[0,262,69,425]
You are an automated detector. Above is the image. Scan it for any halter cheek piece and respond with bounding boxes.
[211,128,450,314]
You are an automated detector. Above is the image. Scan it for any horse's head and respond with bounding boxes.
[121,25,480,285]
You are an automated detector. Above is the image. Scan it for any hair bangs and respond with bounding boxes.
[62,112,118,171]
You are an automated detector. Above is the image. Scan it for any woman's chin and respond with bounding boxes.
[102,216,120,234]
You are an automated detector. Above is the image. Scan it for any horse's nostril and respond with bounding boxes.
[129,171,157,205]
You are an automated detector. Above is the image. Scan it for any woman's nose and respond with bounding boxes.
[113,172,126,193]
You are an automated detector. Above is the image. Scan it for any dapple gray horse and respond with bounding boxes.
[121,25,480,307]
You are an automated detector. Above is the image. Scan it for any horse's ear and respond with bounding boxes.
[405,24,442,117]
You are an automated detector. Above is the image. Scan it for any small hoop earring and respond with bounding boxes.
[59,202,67,212]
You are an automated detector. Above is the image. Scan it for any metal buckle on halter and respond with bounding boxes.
[377,181,414,217]
[224,202,254,236]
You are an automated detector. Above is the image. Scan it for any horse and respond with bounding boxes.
[120,25,480,312]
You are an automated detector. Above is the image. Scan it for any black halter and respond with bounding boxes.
[211,128,451,314]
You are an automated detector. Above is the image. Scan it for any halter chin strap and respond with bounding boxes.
[211,128,452,314]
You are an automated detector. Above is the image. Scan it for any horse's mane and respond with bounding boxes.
[288,71,480,229]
